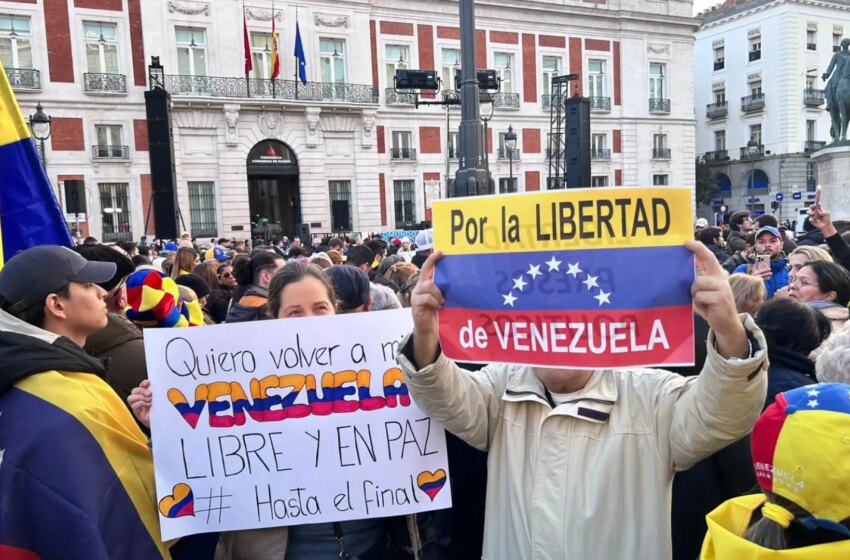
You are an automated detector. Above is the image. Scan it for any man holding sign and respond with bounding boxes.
[397,188,768,559]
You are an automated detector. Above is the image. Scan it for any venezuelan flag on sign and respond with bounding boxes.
[0,60,73,269]
[432,187,695,369]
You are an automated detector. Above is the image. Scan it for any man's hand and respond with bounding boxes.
[686,240,749,359]
[808,202,838,237]
[750,268,772,281]
[410,252,444,369]
[128,379,152,428]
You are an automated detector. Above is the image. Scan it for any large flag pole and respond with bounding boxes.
[270,0,279,98]
[294,5,299,100]
[243,0,252,97]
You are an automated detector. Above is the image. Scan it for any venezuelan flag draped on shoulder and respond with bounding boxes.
[0,60,73,268]
[432,187,695,369]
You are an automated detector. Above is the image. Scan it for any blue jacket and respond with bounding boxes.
[734,257,789,298]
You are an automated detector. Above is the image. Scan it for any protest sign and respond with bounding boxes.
[379,230,418,242]
[431,187,695,369]
[144,309,451,540]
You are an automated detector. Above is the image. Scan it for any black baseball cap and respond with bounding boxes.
[0,246,116,310]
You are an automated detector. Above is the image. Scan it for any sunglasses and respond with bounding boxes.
[220,272,233,278]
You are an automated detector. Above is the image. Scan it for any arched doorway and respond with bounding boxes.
[247,140,300,244]
[714,173,731,195]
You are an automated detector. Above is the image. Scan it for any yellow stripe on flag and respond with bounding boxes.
[0,59,32,147]
[433,187,693,255]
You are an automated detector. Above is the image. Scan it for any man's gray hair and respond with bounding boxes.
[816,324,850,383]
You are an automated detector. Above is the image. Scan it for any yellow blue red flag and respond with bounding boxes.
[0,60,73,269]
[432,187,696,369]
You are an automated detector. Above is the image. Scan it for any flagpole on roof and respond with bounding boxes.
[243,0,250,97]
[294,5,299,100]
[271,0,276,98]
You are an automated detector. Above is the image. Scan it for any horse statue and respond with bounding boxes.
[826,38,850,142]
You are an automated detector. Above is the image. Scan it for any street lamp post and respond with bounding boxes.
[747,137,758,214]
[28,103,52,167]
[480,93,495,182]
[505,124,517,189]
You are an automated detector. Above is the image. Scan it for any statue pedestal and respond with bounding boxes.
[811,145,850,220]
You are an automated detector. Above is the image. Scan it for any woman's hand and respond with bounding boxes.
[409,252,444,368]
[128,379,152,428]
[808,202,838,237]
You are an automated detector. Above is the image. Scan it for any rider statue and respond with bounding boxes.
[823,38,850,143]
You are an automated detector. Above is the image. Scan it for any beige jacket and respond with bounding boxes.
[398,315,768,560]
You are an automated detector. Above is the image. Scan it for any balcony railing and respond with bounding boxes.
[714,60,725,71]
[164,75,379,103]
[497,148,521,160]
[390,147,417,160]
[83,73,127,94]
[706,102,728,119]
[492,92,520,109]
[591,148,611,160]
[589,96,611,112]
[102,230,133,243]
[804,88,825,106]
[704,150,729,164]
[92,145,130,159]
[741,93,765,112]
[385,88,416,105]
[804,140,826,154]
[740,144,765,160]
[649,97,671,114]
[749,50,761,61]
[652,148,671,159]
[4,68,40,91]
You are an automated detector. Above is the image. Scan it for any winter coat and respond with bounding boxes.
[398,315,768,560]
[84,312,148,406]
[706,243,727,264]
[0,309,172,559]
[701,494,850,559]
[796,229,826,247]
[764,347,816,406]
[207,286,234,324]
[726,230,748,254]
[808,302,849,360]
[734,256,789,298]
[225,286,271,323]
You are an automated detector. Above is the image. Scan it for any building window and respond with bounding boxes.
[834,32,842,52]
[587,60,606,98]
[807,29,817,51]
[653,174,669,186]
[749,36,761,61]
[750,80,762,96]
[84,22,119,74]
[385,44,409,88]
[591,133,607,151]
[176,27,206,76]
[441,48,460,90]
[94,124,123,157]
[393,180,416,225]
[498,131,519,159]
[653,134,668,158]
[250,32,272,79]
[806,119,816,142]
[649,63,665,99]
[448,131,459,158]
[99,183,131,242]
[713,46,725,70]
[714,130,726,151]
[320,38,346,83]
[329,180,352,231]
[806,72,817,90]
[715,90,726,104]
[749,123,762,145]
[591,176,608,188]
[542,56,560,98]
[807,162,817,191]
[188,181,217,237]
[390,130,414,159]
[494,52,513,93]
[0,14,32,69]
[499,178,518,193]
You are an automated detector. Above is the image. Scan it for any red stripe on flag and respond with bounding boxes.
[438,305,694,369]
[243,14,253,74]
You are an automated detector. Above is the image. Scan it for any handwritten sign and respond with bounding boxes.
[144,309,451,540]
[431,187,696,369]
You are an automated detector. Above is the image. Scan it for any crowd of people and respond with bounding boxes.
[3,201,850,559]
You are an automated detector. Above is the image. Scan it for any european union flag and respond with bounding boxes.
[0,60,73,268]
[294,21,307,85]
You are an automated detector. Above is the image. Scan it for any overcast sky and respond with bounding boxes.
[693,0,724,15]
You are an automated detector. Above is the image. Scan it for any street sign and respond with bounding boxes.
[775,193,784,202]
[792,192,802,200]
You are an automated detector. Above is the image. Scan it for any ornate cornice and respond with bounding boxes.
[314,14,350,29]
[246,8,282,22]
[167,1,209,16]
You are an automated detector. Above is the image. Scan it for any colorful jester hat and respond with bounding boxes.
[125,269,203,328]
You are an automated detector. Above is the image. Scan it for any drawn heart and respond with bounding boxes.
[416,469,447,501]
[158,483,195,518]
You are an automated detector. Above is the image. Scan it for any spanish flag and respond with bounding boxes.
[269,15,280,80]
[0,60,73,269]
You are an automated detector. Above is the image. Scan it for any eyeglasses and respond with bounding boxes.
[789,275,816,288]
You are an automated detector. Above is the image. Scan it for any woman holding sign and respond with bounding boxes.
[398,241,768,560]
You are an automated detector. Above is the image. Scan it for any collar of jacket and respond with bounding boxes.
[502,367,617,424]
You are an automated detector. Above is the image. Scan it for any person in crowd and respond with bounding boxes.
[723,232,756,274]
[328,248,345,265]
[225,250,285,323]
[700,383,850,558]
[308,251,333,270]
[694,217,709,235]
[326,265,371,313]
[366,238,388,270]
[328,237,344,253]
[175,273,211,312]
[787,260,850,333]
[726,211,753,255]
[0,246,174,558]
[288,246,308,260]
[170,246,200,278]
[201,263,234,324]
[83,236,99,246]
[175,282,215,325]
[806,201,850,270]
[347,245,375,273]
[118,240,139,257]
[397,237,416,263]
[203,245,230,270]
[729,273,767,316]
[124,269,205,329]
[384,262,420,308]
[698,227,727,263]
[72,245,148,410]
[734,226,789,298]
[754,214,797,255]
[815,323,850,382]
[412,229,434,269]
[772,245,833,299]
[401,241,767,559]
[795,216,827,247]
[233,240,247,253]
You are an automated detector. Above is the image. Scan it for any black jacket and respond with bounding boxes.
[225,285,271,323]
[206,286,234,324]
[765,347,816,404]
[796,229,825,247]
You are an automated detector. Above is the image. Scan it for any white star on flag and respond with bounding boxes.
[807,389,820,397]
[807,399,819,408]
[566,262,583,278]
[513,276,528,292]
[545,256,562,272]
[503,292,518,307]
[583,274,599,290]
[594,290,611,306]
[527,264,542,279]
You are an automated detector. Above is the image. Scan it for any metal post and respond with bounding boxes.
[509,151,513,184]
[483,119,489,176]
[450,0,492,197]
